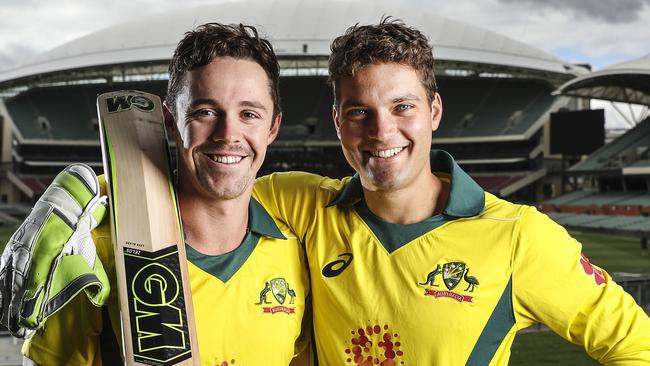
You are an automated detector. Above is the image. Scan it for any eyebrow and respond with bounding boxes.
[340,94,422,109]
[340,99,365,110]
[186,98,267,112]
[240,100,267,111]
[392,93,421,103]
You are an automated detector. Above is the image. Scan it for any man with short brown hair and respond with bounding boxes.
[18,23,310,366]
[254,17,650,365]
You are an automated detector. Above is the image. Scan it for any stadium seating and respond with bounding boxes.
[542,191,650,213]
[547,212,650,234]
[5,82,168,141]
[278,76,337,141]
[0,203,30,225]
[542,189,650,234]
[473,175,525,193]
[436,78,555,138]
[570,116,650,172]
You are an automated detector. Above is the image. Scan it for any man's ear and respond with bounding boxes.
[267,112,282,145]
[332,105,342,140]
[430,93,443,132]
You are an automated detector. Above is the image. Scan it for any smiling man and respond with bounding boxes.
[18,23,310,366]
[254,18,650,365]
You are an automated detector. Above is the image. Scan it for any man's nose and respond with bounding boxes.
[211,114,241,143]
[367,111,396,141]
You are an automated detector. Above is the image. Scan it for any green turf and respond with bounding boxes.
[572,232,650,274]
[510,331,599,365]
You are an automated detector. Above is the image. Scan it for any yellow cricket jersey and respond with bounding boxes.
[254,150,650,366]
[23,181,310,366]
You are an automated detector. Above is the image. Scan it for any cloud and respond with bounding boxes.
[0,44,38,71]
[424,0,649,68]
[0,0,648,72]
[499,0,650,23]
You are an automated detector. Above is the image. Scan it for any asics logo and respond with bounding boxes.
[322,253,353,278]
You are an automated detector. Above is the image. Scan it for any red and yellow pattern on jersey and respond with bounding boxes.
[22,181,310,366]
[253,150,650,365]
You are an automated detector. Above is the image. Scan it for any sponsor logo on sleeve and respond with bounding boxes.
[579,253,605,286]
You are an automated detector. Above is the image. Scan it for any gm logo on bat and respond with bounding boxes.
[124,247,192,365]
[105,94,155,113]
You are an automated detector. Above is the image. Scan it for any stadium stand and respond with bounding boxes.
[5,82,168,142]
[547,212,650,235]
[569,116,650,173]
[0,203,29,225]
[0,1,584,207]
[277,76,337,142]
[436,78,556,139]
[472,169,546,197]
[541,190,650,214]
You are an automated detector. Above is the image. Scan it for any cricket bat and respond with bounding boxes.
[97,90,199,365]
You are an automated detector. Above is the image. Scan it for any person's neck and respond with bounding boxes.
[363,172,448,224]
[178,186,251,256]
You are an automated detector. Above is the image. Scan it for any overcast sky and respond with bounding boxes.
[0,0,648,128]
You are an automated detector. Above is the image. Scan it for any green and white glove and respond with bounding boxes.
[0,163,110,338]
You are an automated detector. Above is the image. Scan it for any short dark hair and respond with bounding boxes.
[328,17,438,105]
[166,23,281,118]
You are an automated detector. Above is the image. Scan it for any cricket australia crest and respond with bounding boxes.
[270,278,288,304]
[419,261,479,303]
[442,262,466,290]
[255,277,297,315]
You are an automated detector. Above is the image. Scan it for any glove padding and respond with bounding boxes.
[0,163,109,338]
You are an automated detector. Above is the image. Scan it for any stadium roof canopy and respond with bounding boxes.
[0,0,584,86]
[554,55,650,106]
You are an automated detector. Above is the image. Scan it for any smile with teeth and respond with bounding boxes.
[208,154,244,164]
[369,147,405,158]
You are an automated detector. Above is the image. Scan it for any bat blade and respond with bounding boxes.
[97,90,199,366]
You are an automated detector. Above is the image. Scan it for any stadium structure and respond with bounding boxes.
[541,55,650,239]
[0,0,597,220]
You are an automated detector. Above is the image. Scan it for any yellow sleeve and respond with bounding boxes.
[22,293,102,366]
[293,293,312,357]
[255,173,320,358]
[253,172,329,239]
[513,206,650,365]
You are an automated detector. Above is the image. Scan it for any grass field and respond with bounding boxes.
[510,331,599,365]
[573,232,650,274]
[0,227,647,365]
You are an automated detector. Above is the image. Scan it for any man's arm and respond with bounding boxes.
[21,291,104,366]
[513,207,650,365]
[253,172,339,239]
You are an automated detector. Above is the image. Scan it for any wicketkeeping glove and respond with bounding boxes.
[0,163,110,338]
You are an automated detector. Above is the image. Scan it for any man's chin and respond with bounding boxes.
[203,185,248,201]
[198,175,252,201]
[362,170,404,192]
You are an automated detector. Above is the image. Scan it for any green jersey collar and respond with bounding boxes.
[327,149,485,218]
[184,198,284,283]
[250,197,286,239]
